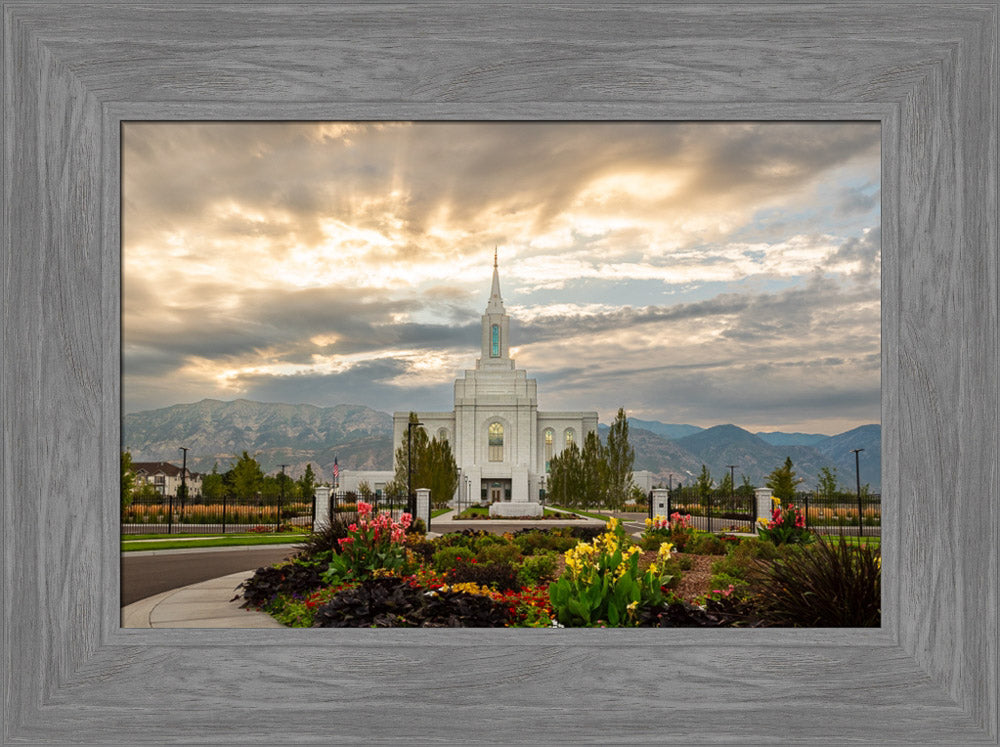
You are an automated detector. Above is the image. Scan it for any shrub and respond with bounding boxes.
[446,560,522,592]
[407,517,427,536]
[236,562,324,609]
[404,535,437,563]
[517,551,558,586]
[749,535,881,626]
[294,518,353,561]
[685,532,728,555]
[432,545,473,574]
[512,530,577,555]
[312,577,510,627]
[476,542,522,566]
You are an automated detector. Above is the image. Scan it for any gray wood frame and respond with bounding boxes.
[3,2,996,743]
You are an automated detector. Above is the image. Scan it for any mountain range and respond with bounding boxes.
[123,399,881,491]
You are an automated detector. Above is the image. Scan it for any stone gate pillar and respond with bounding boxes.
[415,488,431,528]
[651,488,670,518]
[314,485,331,532]
[754,487,773,532]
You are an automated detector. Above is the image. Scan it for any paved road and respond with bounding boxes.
[120,546,299,606]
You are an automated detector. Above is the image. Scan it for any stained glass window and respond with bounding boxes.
[489,422,503,461]
[491,324,500,357]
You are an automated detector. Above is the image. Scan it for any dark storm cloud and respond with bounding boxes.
[229,358,454,413]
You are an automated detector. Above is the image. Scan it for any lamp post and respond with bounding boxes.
[727,464,738,523]
[851,448,864,537]
[178,446,188,527]
[407,420,423,516]
[278,464,288,532]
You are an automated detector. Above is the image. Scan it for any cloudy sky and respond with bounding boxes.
[123,121,880,434]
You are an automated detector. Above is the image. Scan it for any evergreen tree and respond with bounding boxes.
[696,464,714,509]
[580,430,608,508]
[548,442,583,507]
[605,407,635,509]
[716,470,734,499]
[392,413,457,507]
[767,456,800,502]
[296,463,317,502]
[421,437,459,508]
[394,412,430,494]
[121,451,134,511]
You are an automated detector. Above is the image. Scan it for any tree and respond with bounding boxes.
[696,465,714,509]
[767,456,801,502]
[229,451,264,501]
[394,412,430,493]
[121,451,135,511]
[297,464,317,502]
[580,430,608,508]
[392,413,458,508]
[201,462,225,504]
[605,407,635,510]
[816,466,839,498]
[548,442,583,507]
[421,437,459,508]
[716,470,734,500]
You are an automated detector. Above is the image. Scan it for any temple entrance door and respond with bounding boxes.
[490,487,502,502]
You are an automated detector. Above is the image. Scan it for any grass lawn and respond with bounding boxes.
[547,505,613,522]
[121,532,308,552]
[431,508,451,518]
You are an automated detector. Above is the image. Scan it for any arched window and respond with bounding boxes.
[564,428,576,448]
[437,428,449,443]
[544,428,554,472]
[491,324,500,357]
[488,422,504,462]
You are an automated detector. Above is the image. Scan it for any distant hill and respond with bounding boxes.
[628,419,704,440]
[123,399,879,490]
[755,430,829,447]
[122,398,393,478]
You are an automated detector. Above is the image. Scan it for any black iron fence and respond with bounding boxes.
[664,492,757,533]
[328,489,410,527]
[796,491,882,537]
[121,492,314,535]
[647,488,882,537]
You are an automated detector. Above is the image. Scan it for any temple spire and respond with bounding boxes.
[487,247,504,313]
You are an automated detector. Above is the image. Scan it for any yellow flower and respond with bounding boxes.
[627,601,639,614]
[608,517,619,531]
[644,517,653,528]
[771,496,781,506]
[657,542,674,561]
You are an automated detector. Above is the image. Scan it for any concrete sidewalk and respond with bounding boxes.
[121,570,285,629]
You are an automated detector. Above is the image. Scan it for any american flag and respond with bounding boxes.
[332,457,339,485]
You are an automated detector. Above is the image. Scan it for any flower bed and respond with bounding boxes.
[235,504,880,628]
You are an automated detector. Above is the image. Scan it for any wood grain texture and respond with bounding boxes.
[3,2,996,744]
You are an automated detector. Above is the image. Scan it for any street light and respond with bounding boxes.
[407,420,423,516]
[851,448,865,537]
[178,446,188,528]
[727,465,738,523]
[278,464,288,532]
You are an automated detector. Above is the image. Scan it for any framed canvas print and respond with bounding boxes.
[4,2,996,744]
[119,120,883,631]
